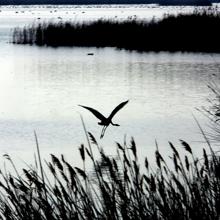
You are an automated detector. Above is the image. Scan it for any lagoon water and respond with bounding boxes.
[0,4,220,169]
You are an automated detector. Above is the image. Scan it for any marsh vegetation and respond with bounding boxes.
[0,105,220,220]
[1,5,220,219]
[13,8,220,52]
[0,133,219,219]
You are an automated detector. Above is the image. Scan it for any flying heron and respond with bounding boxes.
[79,100,129,138]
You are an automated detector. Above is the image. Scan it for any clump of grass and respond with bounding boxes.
[13,8,220,52]
[0,130,219,219]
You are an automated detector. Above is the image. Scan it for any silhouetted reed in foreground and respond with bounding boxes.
[199,83,220,143]
[13,8,220,52]
[0,129,219,219]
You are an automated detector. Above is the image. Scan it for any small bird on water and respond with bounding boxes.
[79,100,129,138]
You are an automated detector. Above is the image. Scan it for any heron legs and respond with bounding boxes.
[100,126,108,139]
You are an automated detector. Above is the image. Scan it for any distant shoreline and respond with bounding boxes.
[13,9,220,53]
[0,0,215,6]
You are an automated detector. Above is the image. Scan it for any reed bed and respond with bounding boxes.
[0,129,219,220]
[13,8,220,52]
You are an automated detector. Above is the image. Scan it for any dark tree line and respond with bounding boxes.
[0,0,215,6]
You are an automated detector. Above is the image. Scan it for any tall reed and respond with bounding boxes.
[0,130,219,219]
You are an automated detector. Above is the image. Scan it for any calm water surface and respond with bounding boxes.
[0,5,220,169]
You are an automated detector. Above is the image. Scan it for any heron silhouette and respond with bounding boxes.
[79,100,129,138]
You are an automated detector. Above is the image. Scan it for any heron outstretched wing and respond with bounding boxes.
[108,100,129,120]
[79,105,107,121]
